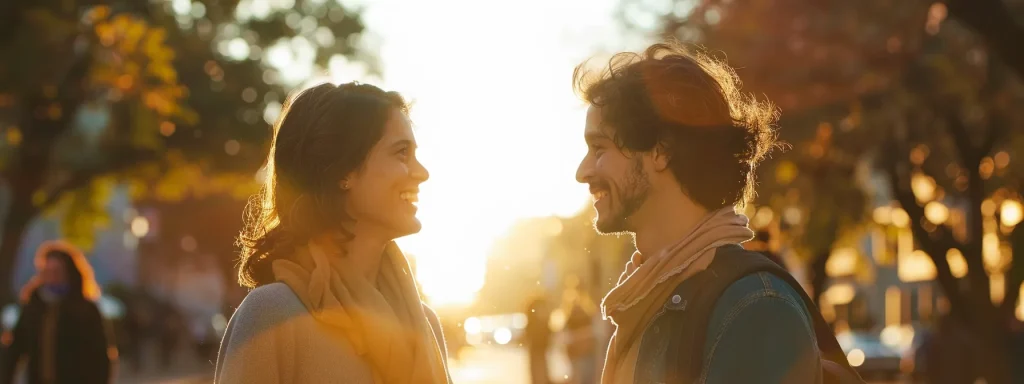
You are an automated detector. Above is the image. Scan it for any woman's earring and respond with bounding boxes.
[342,181,350,190]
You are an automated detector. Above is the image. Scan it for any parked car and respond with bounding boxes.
[836,329,903,381]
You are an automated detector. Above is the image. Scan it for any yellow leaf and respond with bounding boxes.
[130,101,162,150]
[124,62,141,76]
[176,107,200,125]
[86,6,111,23]
[5,126,22,146]
[129,181,148,200]
[147,62,178,84]
[32,190,47,206]
[112,14,132,31]
[95,22,116,46]
[144,28,168,57]
[119,19,147,54]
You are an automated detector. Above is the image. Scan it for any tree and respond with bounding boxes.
[944,0,1024,80]
[876,33,1024,382]
[0,0,373,298]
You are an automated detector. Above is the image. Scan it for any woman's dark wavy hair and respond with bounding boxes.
[237,82,408,288]
[573,42,781,209]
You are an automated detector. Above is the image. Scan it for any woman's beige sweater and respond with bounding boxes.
[215,283,450,383]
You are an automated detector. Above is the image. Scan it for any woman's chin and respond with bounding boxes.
[391,217,423,239]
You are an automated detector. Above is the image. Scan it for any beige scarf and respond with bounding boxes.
[600,207,755,383]
[272,241,449,384]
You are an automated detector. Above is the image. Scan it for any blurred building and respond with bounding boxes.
[545,207,634,307]
[475,217,565,316]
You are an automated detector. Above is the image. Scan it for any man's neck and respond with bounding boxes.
[631,191,708,257]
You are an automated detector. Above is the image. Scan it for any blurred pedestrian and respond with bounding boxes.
[157,300,184,369]
[563,287,597,384]
[525,296,552,384]
[1,241,114,384]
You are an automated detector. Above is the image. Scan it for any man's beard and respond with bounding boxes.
[594,157,650,234]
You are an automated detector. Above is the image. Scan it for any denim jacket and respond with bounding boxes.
[632,251,823,384]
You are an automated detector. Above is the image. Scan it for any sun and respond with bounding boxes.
[323,0,634,309]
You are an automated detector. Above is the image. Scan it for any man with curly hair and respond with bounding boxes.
[573,43,857,384]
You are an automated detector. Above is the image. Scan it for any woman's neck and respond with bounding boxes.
[315,229,389,281]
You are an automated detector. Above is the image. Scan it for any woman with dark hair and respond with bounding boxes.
[1,241,112,384]
[216,82,449,383]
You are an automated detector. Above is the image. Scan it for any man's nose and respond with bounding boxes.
[576,157,592,184]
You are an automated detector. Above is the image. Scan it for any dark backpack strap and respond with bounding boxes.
[670,244,863,383]
[662,267,716,383]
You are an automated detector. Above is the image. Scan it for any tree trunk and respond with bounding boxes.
[809,249,830,305]
[972,324,1012,384]
[0,196,37,302]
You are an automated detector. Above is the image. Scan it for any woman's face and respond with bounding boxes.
[41,256,68,288]
[343,109,429,240]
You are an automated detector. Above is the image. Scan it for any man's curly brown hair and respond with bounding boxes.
[573,42,780,209]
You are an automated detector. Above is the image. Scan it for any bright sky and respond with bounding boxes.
[219,0,648,307]
[348,0,647,307]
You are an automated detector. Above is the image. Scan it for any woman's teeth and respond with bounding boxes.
[593,191,608,201]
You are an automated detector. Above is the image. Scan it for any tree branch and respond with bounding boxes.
[0,0,26,45]
[980,113,1009,158]
[943,111,980,167]
[946,0,1024,80]
[1003,224,1024,316]
[941,110,992,297]
[37,148,161,210]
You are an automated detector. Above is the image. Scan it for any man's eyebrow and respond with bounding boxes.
[390,139,415,149]
[585,131,610,142]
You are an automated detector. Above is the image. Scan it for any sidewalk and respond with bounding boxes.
[114,343,214,384]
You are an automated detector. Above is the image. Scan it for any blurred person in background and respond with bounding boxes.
[157,299,185,369]
[525,296,552,384]
[563,279,598,384]
[1,241,114,384]
[217,82,449,384]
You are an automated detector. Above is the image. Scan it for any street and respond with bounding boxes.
[127,344,906,384]
[449,345,572,384]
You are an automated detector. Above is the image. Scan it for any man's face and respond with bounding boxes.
[575,106,651,234]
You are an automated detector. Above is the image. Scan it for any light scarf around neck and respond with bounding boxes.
[272,241,449,384]
[600,207,755,383]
